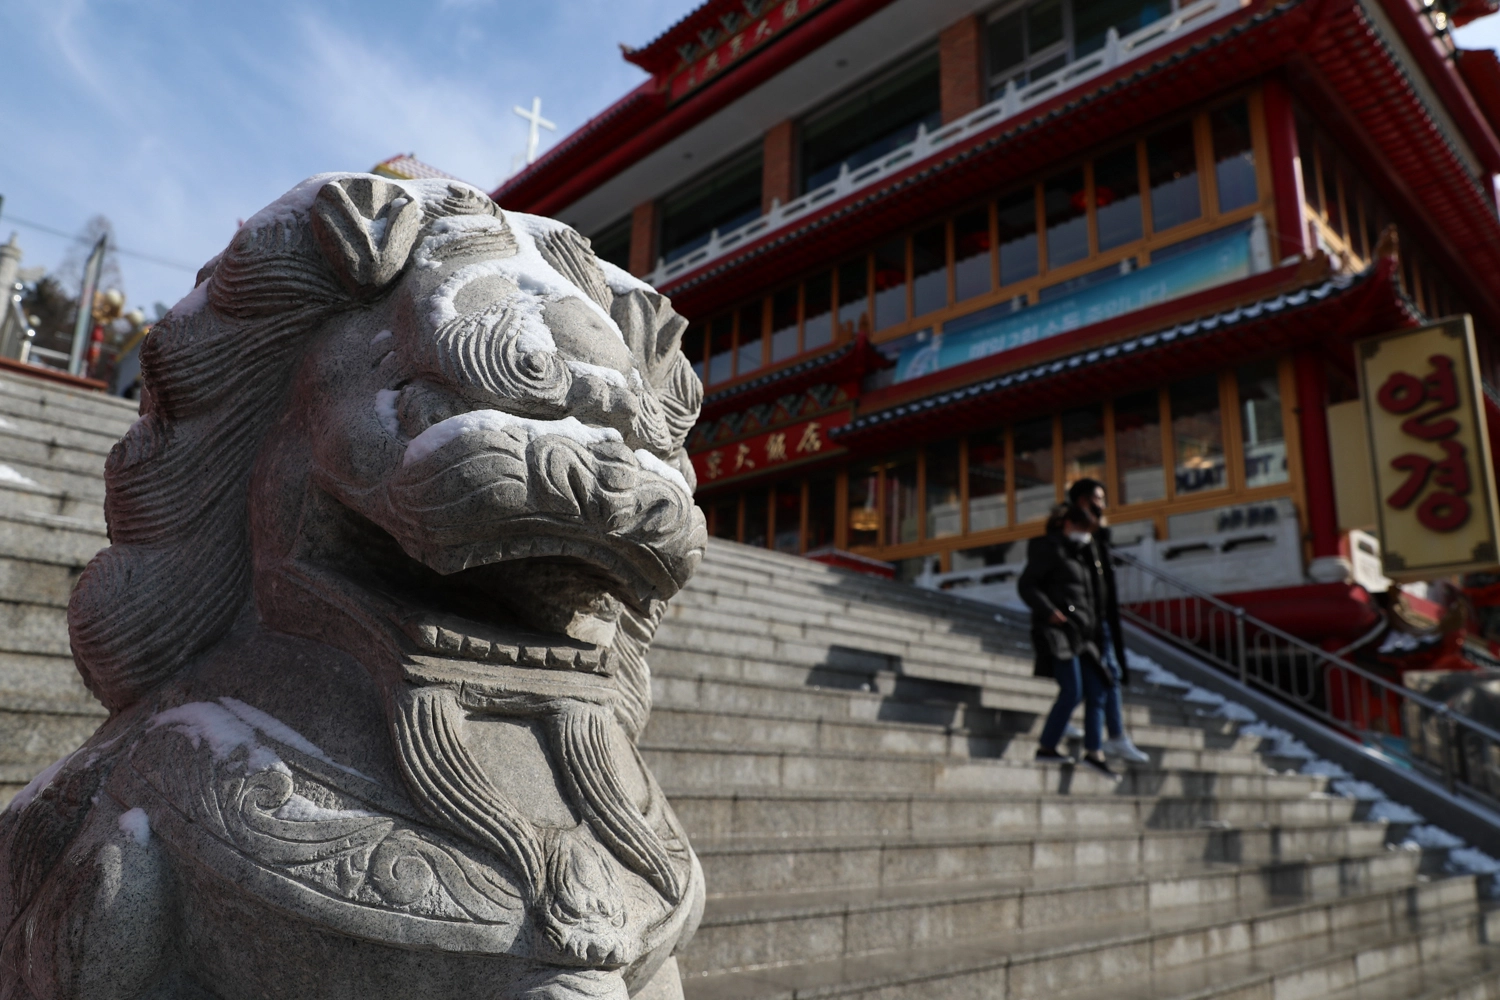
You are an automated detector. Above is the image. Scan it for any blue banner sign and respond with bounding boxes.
[895,223,1257,383]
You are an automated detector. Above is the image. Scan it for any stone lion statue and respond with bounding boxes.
[0,175,708,1000]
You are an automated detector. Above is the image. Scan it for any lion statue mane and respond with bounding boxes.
[0,175,708,1000]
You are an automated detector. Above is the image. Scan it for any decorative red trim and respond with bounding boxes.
[0,357,108,392]
[1294,351,1341,558]
[1458,48,1500,140]
[1262,76,1311,262]
[699,331,890,422]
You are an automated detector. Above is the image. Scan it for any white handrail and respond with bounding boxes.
[644,0,1247,288]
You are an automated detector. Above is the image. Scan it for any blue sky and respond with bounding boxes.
[2,3,1497,316]
[0,0,697,314]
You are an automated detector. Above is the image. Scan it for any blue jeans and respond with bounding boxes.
[1040,655,1113,752]
[1102,623,1126,742]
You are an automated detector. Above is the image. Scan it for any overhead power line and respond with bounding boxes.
[0,212,199,273]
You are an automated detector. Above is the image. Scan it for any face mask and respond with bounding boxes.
[1066,531,1092,545]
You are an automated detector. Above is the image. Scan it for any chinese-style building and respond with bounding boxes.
[494,0,1500,656]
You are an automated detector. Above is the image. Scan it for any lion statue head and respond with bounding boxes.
[0,175,707,1000]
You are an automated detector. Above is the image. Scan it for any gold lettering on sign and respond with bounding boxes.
[766,432,788,462]
[704,450,723,481]
[796,422,823,454]
[734,443,755,471]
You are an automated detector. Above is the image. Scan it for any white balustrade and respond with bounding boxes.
[644,0,1246,288]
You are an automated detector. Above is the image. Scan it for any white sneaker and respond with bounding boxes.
[1063,723,1084,740]
[1103,736,1150,764]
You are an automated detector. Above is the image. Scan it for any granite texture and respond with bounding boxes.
[0,175,708,1000]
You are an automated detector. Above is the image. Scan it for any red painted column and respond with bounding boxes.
[939,15,985,124]
[628,201,659,278]
[762,120,797,213]
[1261,77,1310,264]
[1295,352,1341,558]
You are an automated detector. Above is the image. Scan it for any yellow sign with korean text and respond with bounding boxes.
[1357,316,1500,580]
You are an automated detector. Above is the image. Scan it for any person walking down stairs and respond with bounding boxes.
[1022,503,1140,778]
[1068,476,1151,767]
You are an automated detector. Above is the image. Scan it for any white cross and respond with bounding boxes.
[513,97,556,166]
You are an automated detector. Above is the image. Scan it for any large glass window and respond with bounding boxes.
[708,315,734,385]
[770,288,798,363]
[848,463,880,546]
[1045,169,1089,269]
[1114,390,1165,504]
[997,187,1039,286]
[1013,417,1055,522]
[807,475,837,550]
[1061,405,1106,489]
[804,273,833,351]
[885,456,920,545]
[926,441,962,539]
[736,303,763,376]
[987,0,1067,93]
[743,489,769,548]
[1093,145,1143,251]
[968,429,1009,533]
[912,225,948,317]
[681,323,705,382]
[954,209,992,302]
[659,147,763,264]
[801,53,941,192]
[1147,121,1201,232]
[874,240,908,330]
[1074,0,1172,55]
[709,496,738,540]
[838,259,869,335]
[1237,361,1287,488]
[1212,100,1257,213]
[1171,375,1225,495]
[773,484,801,553]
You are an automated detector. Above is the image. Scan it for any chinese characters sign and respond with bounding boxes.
[690,410,849,486]
[1358,317,1500,580]
[668,0,828,103]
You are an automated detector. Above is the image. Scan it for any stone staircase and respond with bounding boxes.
[0,369,127,803]
[648,540,1500,1000]
[4,364,1500,997]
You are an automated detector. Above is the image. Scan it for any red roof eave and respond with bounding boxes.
[493,0,901,215]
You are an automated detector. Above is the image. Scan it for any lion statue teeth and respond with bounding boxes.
[0,175,708,1000]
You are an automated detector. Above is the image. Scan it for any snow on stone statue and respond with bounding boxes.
[0,176,708,1000]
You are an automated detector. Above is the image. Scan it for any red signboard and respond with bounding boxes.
[690,410,849,486]
[668,0,829,103]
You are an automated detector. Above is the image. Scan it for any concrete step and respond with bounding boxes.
[686,845,1416,975]
[0,554,81,608]
[0,475,106,524]
[0,428,117,481]
[0,650,106,715]
[0,373,138,434]
[0,707,103,773]
[680,876,1487,999]
[668,583,1028,663]
[0,599,71,657]
[640,742,1330,799]
[650,652,1066,724]
[0,509,109,567]
[0,407,127,454]
[690,820,1396,898]
[0,453,108,501]
[664,786,1362,841]
[650,622,1044,705]
[643,705,1255,762]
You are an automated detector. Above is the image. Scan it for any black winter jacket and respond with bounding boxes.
[1017,527,1130,686]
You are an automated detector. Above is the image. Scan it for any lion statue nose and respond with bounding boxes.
[563,369,673,455]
